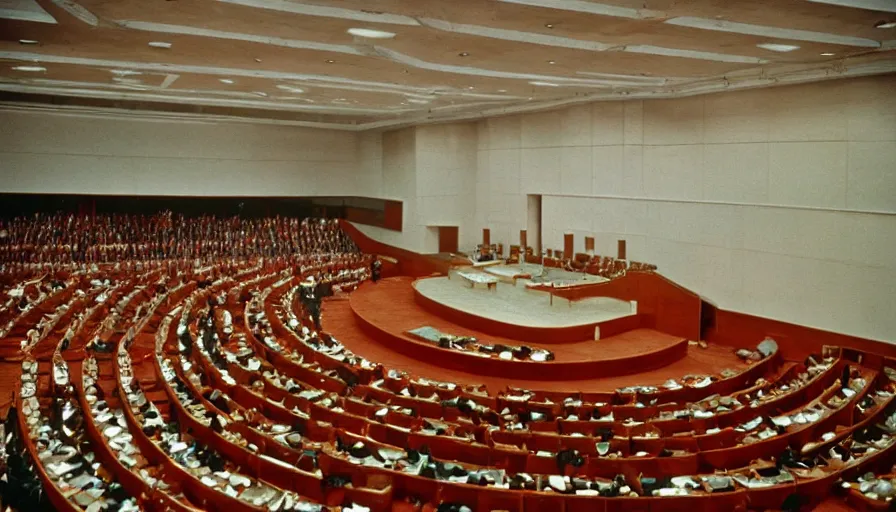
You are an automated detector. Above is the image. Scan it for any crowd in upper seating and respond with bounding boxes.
[0,213,357,265]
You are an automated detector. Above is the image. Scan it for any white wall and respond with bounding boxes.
[352,128,423,250]
[471,75,896,342]
[355,124,479,253]
[415,123,478,250]
[0,110,361,196]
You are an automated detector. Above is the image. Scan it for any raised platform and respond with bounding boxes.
[322,281,743,393]
[345,277,694,381]
[413,269,637,342]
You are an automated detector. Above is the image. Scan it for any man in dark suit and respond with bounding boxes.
[371,258,382,283]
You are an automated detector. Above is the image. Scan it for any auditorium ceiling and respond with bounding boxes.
[0,0,894,130]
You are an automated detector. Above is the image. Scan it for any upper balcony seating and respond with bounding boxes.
[0,214,359,265]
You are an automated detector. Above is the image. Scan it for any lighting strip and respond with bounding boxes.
[0,0,57,25]
[665,17,881,48]
[418,18,613,51]
[19,78,340,100]
[49,0,97,25]
[574,70,671,85]
[496,0,662,20]
[272,81,441,100]
[217,0,420,25]
[624,45,767,64]
[372,46,666,87]
[420,18,766,64]
[0,3,58,25]
[19,78,150,92]
[117,21,364,56]
[806,0,896,13]
[159,74,179,89]
[426,100,526,113]
[440,91,528,100]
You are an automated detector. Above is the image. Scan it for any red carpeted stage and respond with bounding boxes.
[323,277,745,394]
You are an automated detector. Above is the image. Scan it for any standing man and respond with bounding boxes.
[371,257,382,283]
[301,276,323,331]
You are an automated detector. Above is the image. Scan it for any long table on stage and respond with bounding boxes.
[453,270,498,291]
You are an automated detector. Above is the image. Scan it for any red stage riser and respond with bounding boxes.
[350,280,691,381]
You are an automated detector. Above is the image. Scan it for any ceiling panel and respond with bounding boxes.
[0,0,891,129]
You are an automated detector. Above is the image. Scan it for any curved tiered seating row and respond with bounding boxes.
[843,468,896,510]
[15,283,142,512]
[3,215,896,512]
[226,288,896,512]
[234,272,892,508]
[296,300,888,480]
[155,268,392,510]
[76,269,202,511]
[6,260,895,512]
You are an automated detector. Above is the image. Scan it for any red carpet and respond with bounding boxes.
[323,278,744,394]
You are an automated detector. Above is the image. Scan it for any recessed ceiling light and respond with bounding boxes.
[756,43,800,52]
[12,65,46,72]
[547,60,557,64]
[255,58,262,62]
[529,81,559,87]
[148,41,172,49]
[820,52,835,56]
[467,86,475,90]
[875,21,896,29]
[545,23,554,28]
[276,85,305,93]
[458,52,470,57]
[219,78,235,84]
[497,89,507,92]
[347,28,396,38]
[253,91,268,97]
[326,59,335,63]
[18,39,39,45]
